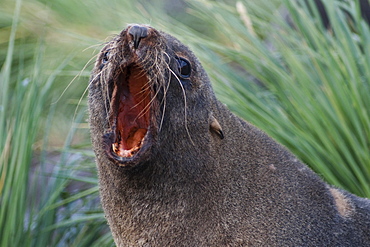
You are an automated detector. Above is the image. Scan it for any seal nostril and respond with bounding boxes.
[128,25,148,49]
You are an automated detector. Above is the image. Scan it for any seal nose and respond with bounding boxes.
[128,25,148,49]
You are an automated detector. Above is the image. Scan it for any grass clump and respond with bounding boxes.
[181,0,370,197]
[0,0,112,246]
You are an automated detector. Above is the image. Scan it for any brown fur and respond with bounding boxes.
[88,24,370,246]
[329,187,354,218]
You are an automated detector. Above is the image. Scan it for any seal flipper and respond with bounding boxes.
[210,116,224,139]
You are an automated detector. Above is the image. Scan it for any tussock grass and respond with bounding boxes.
[181,0,370,197]
[0,0,113,245]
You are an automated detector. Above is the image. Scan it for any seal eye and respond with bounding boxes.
[176,57,191,78]
[102,51,110,64]
[99,51,110,69]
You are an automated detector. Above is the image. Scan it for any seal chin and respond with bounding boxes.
[103,131,152,168]
[104,64,154,167]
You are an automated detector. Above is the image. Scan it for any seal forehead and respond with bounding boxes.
[96,26,204,85]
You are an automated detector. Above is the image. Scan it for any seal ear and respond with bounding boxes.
[210,116,224,139]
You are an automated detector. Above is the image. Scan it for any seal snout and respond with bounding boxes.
[128,25,149,49]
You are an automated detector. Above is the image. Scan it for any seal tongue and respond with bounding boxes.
[113,66,150,157]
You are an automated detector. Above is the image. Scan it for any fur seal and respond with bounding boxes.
[88,24,370,246]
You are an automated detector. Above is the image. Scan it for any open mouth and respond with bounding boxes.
[110,65,151,160]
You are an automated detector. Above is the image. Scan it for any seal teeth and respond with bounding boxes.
[112,143,119,153]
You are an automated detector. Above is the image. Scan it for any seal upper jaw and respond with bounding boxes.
[104,64,155,167]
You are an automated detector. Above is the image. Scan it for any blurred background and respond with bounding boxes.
[1,0,369,245]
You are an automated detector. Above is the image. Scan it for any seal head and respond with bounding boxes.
[89,24,217,168]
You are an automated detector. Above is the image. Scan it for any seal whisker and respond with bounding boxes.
[82,43,106,52]
[104,88,112,128]
[154,51,170,133]
[131,86,151,104]
[101,67,112,117]
[85,53,101,68]
[58,52,103,126]
[147,49,170,133]
[134,104,151,122]
[155,52,174,133]
[132,78,164,122]
[167,65,195,146]
[158,76,170,133]
[54,52,99,107]
[100,64,117,130]
[136,69,148,78]
[132,84,151,98]
[130,87,152,109]
[74,79,94,123]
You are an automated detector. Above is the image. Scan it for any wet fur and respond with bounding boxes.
[88,25,370,246]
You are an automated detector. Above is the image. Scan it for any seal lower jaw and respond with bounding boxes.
[106,65,153,166]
